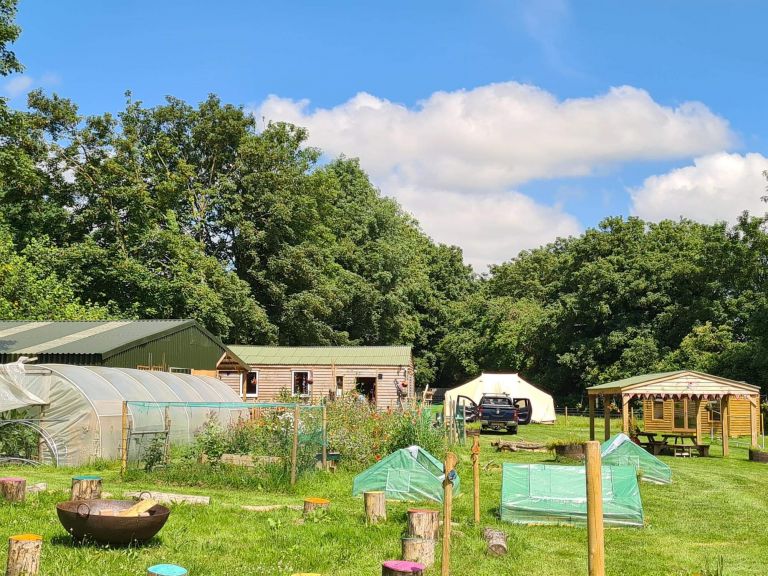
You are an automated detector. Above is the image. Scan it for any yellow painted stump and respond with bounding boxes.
[303,497,330,516]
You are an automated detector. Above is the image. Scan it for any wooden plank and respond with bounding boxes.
[125,491,210,505]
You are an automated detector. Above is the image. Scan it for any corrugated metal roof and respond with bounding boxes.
[228,345,412,366]
[0,320,200,357]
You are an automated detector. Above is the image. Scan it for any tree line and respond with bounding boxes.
[2,1,768,395]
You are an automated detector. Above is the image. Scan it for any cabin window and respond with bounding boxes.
[707,400,721,422]
[292,371,311,397]
[652,399,664,420]
[673,399,697,430]
[169,367,191,374]
[244,371,259,398]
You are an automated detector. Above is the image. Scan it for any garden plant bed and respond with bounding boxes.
[748,448,768,463]
[0,417,764,575]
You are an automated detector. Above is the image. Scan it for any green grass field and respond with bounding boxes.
[1,416,766,576]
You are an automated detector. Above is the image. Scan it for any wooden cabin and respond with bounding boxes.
[216,346,414,410]
[587,370,761,457]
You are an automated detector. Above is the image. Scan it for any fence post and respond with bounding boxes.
[290,405,300,485]
[585,441,605,576]
[471,435,480,524]
[121,401,129,476]
[441,452,458,576]
[565,406,568,427]
[322,403,328,470]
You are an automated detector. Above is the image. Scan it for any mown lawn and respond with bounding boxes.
[1,416,767,576]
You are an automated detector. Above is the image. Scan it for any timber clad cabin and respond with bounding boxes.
[587,370,761,457]
[216,346,414,409]
[0,320,231,372]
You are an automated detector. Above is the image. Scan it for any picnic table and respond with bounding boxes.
[636,432,709,457]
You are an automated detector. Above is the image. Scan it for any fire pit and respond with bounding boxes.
[56,499,170,545]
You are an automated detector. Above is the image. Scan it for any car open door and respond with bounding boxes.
[455,394,479,422]
[513,397,532,424]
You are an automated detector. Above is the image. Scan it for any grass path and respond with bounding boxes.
[1,417,767,575]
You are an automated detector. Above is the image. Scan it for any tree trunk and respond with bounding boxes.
[146,565,188,576]
[381,560,424,575]
[0,478,26,503]
[303,497,330,516]
[402,537,435,568]
[364,491,386,524]
[406,509,439,540]
[5,534,42,576]
[482,528,508,556]
[70,476,102,501]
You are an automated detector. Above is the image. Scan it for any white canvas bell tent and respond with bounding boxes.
[444,373,556,423]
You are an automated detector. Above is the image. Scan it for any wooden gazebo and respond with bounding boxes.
[587,371,760,456]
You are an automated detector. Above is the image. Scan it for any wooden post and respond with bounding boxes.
[565,406,568,427]
[121,400,129,476]
[290,405,300,485]
[70,475,102,500]
[585,441,605,576]
[322,403,328,470]
[471,435,480,524]
[441,452,458,576]
[303,497,330,516]
[695,399,705,446]
[750,395,759,448]
[382,560,424,576]
[588,395,596,441]
[621,395,630,435]
[364,491,386,524]
[482,528,508,556]
[5,534,42,576]
[407,509,439,539]
[0,478,26,503]
[402,537,435,568]
[163,406,172,464]
[147,565,188,576]
[604,399,611,441]
[722,395,730,457]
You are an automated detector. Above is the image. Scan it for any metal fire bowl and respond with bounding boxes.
[56,499,170,545]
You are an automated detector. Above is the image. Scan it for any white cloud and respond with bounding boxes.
[391,183,582,270]
[630,153,768,223]
[2,75,33,99]
[253,82,735,269]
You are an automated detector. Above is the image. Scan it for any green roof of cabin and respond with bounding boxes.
[227,345,412,366]
[587,371,686,391]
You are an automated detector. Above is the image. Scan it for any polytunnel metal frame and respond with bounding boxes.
[10,364,248,467]
[0,418,60,466]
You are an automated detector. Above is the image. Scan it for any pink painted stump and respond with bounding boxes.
[382,560,425,575]
[0,477,26,503]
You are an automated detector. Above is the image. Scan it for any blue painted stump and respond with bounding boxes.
[147,564,188,576]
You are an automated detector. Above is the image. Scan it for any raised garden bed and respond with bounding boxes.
[749,448,768,463]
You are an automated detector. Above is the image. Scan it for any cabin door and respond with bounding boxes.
[673,398,698,431]
[355,377,376,404]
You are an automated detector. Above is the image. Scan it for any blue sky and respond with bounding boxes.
[7,1,768,269]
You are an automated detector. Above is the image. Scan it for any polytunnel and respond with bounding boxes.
[0,363,246,466]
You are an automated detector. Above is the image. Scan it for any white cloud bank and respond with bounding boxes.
[1,75,33,98]
[631,153,768,223]
[254,82,735,270]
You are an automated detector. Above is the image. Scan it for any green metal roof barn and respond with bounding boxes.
[0,320,229,371]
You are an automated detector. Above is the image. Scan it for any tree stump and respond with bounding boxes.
[364,491,386,524]
[70,475,102,501]
[5,534,42,576]
[406,509,439,540]
[303,497,330,516]
[0,478,26,503]
[147,564,187,576]
[482,528,508,556]
[402,537,435,568]
[381,560,424,575]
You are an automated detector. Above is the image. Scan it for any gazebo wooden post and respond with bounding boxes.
[621,395,630,435]
[750,395,759,447]
[695,398,704,446]
[588,395,596,441]
[721,395,730,457]
[604,397,611,441]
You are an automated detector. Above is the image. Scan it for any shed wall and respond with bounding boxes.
[642,398,753,437]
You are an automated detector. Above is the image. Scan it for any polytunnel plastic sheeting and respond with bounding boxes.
[352,446,460,503]
[500,463,644,527]
[601,433,672,485]
[20,365,244,466]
